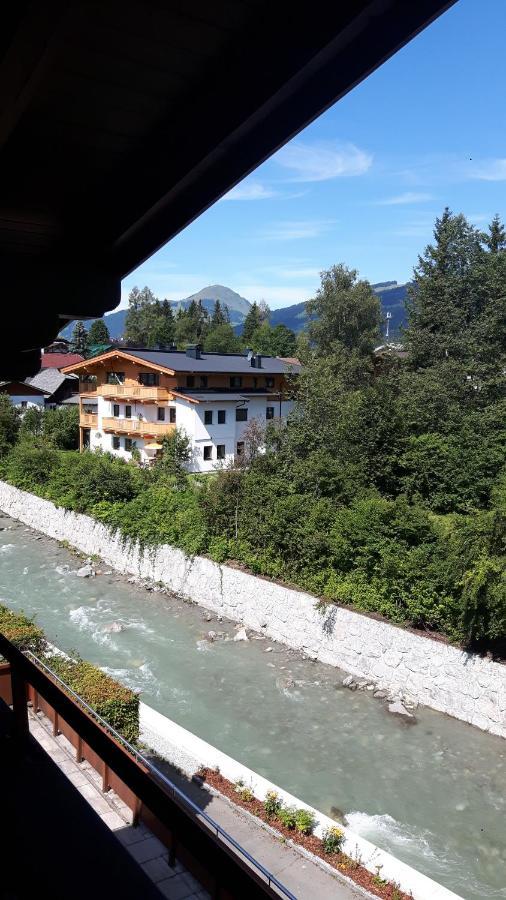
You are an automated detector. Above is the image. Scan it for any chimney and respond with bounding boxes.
[250,353,262,368]
[186,344,202,359]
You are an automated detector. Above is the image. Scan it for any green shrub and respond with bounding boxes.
[45,654,139,743]
[0,602,139,741]
[277,805,297,830]
[0,604,46,653]
[0,395,20,457]
[322,826,345,855]
[294,808,317,835]
[45,450,140,511]
[4,441,59,492]
[264,790,282,819]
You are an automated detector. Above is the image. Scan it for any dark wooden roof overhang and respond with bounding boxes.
[1,0,455,377]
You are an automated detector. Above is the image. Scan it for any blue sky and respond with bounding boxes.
[120,0,506,310]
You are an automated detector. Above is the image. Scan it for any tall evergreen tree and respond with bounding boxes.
[124,286,158,345]
[479,214,506,371]
[71,320,89,355]
[148,299,175,347]
[242,302,262,343]
[88,318,110,344]
[211,300,229,327]
[404,209,484,368]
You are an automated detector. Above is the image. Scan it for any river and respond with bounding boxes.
[0,514,505,900]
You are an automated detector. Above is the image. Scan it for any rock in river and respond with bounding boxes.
[233,627,249,642]
[388,700,416,721]
[76,564,94,578]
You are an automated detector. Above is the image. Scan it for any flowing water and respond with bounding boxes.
[0,515,505,900]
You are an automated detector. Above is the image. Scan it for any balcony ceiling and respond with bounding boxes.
[1,0,454,377]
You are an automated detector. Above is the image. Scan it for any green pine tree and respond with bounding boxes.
[71,320,89,355]
[87,319,110,344]
[242,302,262,343]
[211,300,229,327]
[124,286,158,345]
[404,209,484,368]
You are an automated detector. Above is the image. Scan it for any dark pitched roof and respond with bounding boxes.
[27,367,78,397]
[126,349,300,375]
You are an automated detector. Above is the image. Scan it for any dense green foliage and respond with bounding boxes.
[0,395,19,457]
[0,604,46,653]
[1,210,505,653]
[71,320,89,354]
[87,318,111,344]
[47,654,139,742]
[21,405,79,450]
[0,605,138,740]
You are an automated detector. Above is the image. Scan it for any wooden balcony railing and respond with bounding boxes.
[102,418,175,437]
[80,413,98,427]
[0,635,293,900]
[79,382,97,394]
[98,384,170,402]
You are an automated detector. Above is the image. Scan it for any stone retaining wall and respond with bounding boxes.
[0,480,504,738]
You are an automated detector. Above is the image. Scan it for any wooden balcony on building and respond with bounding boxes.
[98,384,170,402]
[80,413,98,428]
[79,382,98,395]
[102,418,175,438]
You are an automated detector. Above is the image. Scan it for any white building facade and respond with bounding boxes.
[66,347,299,472]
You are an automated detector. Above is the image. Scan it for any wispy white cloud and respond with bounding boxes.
[468,158,506,181]
[274,140,372,182]
[377,191,432,206]
[259,219,336,241]
[221,181,277,201]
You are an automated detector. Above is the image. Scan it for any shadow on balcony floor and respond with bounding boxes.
[0,698,163,900]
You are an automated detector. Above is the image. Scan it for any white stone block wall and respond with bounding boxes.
[0,480,504,738]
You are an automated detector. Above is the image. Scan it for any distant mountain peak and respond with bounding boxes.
[171,284,251,325]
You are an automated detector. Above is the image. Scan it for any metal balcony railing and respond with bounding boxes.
[0,634,296,900]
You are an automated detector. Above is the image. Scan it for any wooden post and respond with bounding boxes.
[132,797,141,827]
[32,689,39,714]
[53,710,59,736]
[102,763,109,793]
[11,667,29,739]
[76,734,83,763]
